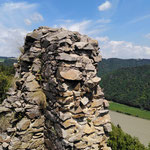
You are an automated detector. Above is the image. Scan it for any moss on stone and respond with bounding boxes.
[0,112,14,132]
[31,90,47,109]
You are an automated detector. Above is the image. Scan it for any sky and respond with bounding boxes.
[0,0,150,59]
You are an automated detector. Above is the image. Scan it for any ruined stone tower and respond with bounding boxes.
[0,27,111,150]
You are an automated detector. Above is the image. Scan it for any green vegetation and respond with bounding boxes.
[109,101,150,120]
[0,56,17,66]
[100,65,150,111]
[0,58,4,62]
[108,124,150,150]
[0,64,15,103]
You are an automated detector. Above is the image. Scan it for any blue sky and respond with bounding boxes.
[0,0,150,58]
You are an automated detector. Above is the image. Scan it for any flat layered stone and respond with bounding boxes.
[93,114,111,126]
[74,141,87,149]
[72,113,85,119]
[91,77,101,84]
[62,128,75,138]
[81,97,89,105]
[71,106,83,114]
[59,39,72,45]
[17,118,30,131]
[73,42,88,49]
[103,100,109,108]
[85,64,95,71]
[62,119,77,128]
[32,117,44,128]
[59,69,82,80]
[83,134,102,145]
[25,80,40,91]
[0,107,11,113]
[83,124,95,134]
[93,55,102,62]
[104,123,112,132]
[68,133,82,143]
[56,53,79,61]
[83,44,94,50]
[26,107,41,119]
[63,90,73,96]
[26,31,43,41]
[28,138,44,149]
[91,99,103,108]
[2,142,9,149]
[29,47,41,53]
[73,91,81,97]
[59,112,72,121]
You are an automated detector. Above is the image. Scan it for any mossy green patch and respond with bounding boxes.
[0,112,15,132]
[31,90,47,109]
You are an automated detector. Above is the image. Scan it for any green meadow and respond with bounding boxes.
[0,58,4,62]
[109,101,150,120]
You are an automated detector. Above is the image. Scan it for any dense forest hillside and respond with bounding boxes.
[98,58,150,76]
[100,65,150,110]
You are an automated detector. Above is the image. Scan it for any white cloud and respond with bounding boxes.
[0,2,43,57]
[24,13,44,25]
[32,13,44,22]
[96,36,150,59]
[145,33,150,39]
[98,1,111,11]
[55,20,92,34]
[24,19,32,25]
[96,19,111,23]
[96,36,109,42]
[128,14,150,24]
[0,2,44,27]
[0,25,27,57]
[62,20,92,33]
[1,2,37,10]
[55,19,109,36]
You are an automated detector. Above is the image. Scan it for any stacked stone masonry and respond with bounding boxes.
[0,27,112,150]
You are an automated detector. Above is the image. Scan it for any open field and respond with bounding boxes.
[109,101,150,120]
[0,58,4,62]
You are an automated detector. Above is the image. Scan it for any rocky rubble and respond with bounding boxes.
[0,26,111,150]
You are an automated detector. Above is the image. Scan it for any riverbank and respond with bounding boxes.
[110,110,150,146]
[109,101,150,120]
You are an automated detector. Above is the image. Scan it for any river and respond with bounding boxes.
[109,110,150,146]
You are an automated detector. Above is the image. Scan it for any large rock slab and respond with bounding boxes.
[59,69,82,80]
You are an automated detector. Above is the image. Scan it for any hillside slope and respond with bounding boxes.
[98,58,150,76]
[0,56,17,66]
[100,65,150,110]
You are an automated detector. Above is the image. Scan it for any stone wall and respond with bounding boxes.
[0,27,111,150]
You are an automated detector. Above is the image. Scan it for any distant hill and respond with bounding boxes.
[0,56,17,66]
[100,65,150,111]
[98,58,150,76]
